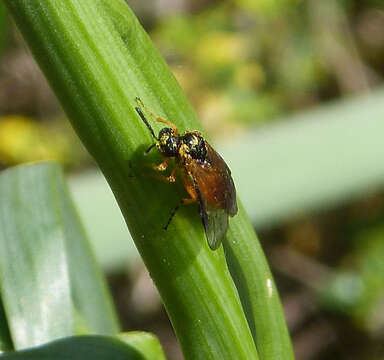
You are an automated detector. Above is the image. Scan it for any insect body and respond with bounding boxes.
[135,97,237,250]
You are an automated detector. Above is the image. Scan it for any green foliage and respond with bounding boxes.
[0,299,12,353]
[0,163,118,348]
[4,0,293,359]
[152,1,324,128]
[0,162,165,359]
[0,335,165,360]
[66,87,384,265]
[221,88,384,229]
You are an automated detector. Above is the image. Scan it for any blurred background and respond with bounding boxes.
[1,0,384,359]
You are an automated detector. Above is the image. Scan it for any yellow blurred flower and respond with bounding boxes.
[0,115,71,166]
[195,32,248,67]
[234,63,265,90]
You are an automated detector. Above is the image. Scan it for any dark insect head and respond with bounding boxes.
[135,102,206,161]
[135,106,180,157]
[158,127,180,157]
[181,132,207,161]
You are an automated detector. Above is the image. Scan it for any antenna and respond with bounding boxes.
[135,106,158,140]
[144,143,156,154]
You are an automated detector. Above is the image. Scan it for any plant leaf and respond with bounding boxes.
[0,299,13,353]
[118,332,167,360]
[0,163,118,350]
[220,88,384,229]
[4,0,291,358]
[0,334,165,360]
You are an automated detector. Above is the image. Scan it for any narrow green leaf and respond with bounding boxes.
[0,164,73,349]
[53,169,119,335]
[220,88,384,229]
[67,88,384,359]
[67,88,384,263]
[68,170,137,272]
[0,335,164,360]
[4,0,289,358]
[118,332,166,360]
[224,204,294,359]
[0,163,118,350]
[0,299,13,353]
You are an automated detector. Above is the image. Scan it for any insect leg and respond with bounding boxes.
[136,97,178,135]
[155,117,178,135]
[164,197,196,230]
[154,166,178,183]
[164,175,197,229]
[147,158,170,171]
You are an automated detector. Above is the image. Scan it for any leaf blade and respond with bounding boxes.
[0,163,118,349]
[0,334,165,360]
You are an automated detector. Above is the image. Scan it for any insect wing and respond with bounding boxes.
[207,143,237,215]
[190,143,237,215]
[188,142,237,249]
[193,182,228,250]
[205,209,229,250]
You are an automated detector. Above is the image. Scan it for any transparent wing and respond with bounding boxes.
[194,181,228,250]
[203,208,229,250]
